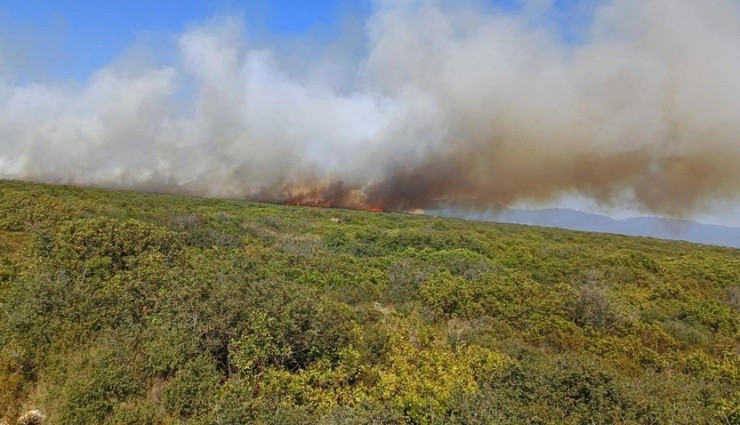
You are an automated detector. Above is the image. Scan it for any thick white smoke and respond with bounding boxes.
[0,0,739,216]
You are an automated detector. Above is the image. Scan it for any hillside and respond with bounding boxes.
[432,208,740,248]
[0,180,738,424]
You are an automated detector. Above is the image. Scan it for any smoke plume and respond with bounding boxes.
[1,0,739,216]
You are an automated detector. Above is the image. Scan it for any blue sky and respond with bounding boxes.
[0,0,566,81]
[0,0,364,80]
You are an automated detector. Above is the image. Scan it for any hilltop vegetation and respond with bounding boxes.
[0,180,738,424]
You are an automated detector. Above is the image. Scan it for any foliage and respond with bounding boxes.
[0,180,737,424]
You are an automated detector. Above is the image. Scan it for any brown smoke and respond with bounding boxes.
[252,148,737,216]
[363,148,740,216]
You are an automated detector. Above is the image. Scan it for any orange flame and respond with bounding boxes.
[251,179,386,213]
[257,180,387,212]
[284,198,385,213]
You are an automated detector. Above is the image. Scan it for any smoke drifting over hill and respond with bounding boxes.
[1,0,739,215]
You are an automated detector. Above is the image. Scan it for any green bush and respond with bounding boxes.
[163,355,221,418]
[0,181,737,425]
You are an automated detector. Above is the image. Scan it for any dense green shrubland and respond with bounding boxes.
[0,180,738,424]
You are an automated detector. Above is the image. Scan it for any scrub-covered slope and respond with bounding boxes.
[0,180,737,424]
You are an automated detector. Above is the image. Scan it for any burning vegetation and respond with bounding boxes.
[250,180,386,212]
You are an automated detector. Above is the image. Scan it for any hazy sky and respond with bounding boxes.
[1,1,738,227]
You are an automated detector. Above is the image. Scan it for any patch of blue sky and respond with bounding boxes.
[0,0,597,82]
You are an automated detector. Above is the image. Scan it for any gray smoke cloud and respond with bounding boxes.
[1,0,739,215]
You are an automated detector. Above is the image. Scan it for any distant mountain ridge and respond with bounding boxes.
[431,208,740,249]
